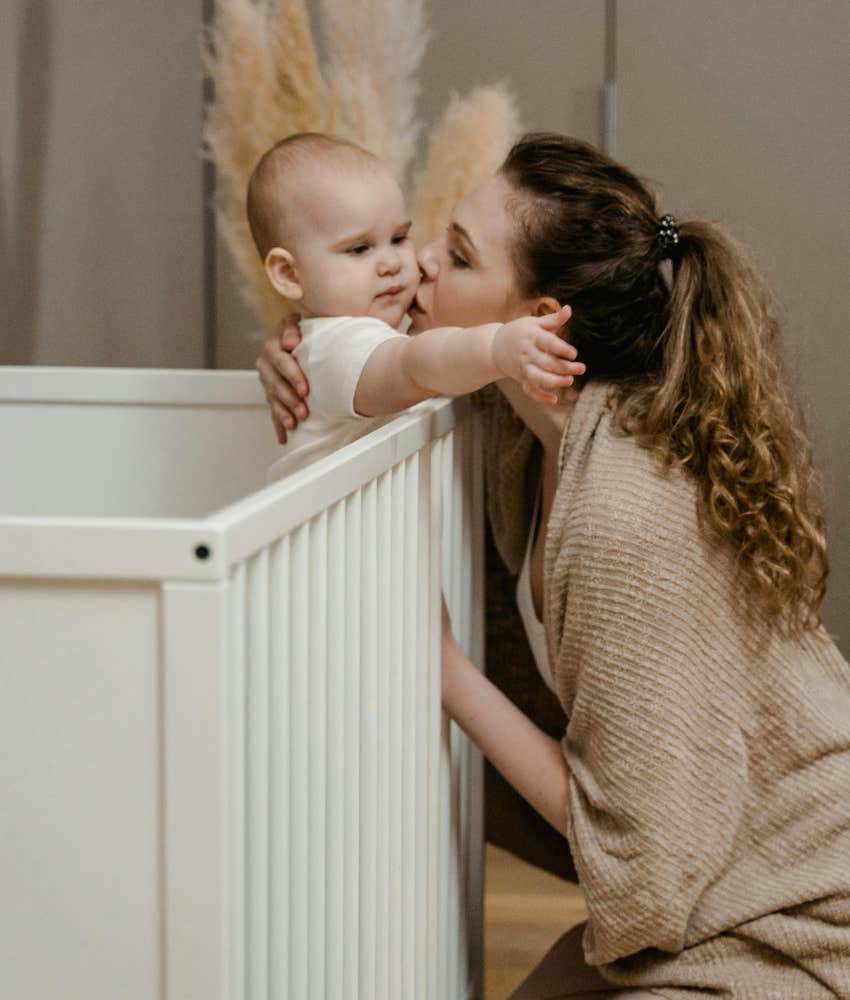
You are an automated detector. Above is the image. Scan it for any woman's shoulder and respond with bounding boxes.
[559,381,699,546]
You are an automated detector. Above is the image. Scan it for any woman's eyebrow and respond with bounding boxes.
[449,221,479,259]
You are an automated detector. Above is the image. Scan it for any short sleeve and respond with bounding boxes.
[552,444,750,965]
[296,317,406,419]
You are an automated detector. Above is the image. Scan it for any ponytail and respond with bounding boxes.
[617,222,829,637]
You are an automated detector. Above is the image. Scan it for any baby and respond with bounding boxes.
[247,132,580,478]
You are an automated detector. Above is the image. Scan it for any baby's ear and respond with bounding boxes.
[264,247,303,301]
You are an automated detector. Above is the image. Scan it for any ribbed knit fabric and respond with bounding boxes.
[485,381,850,999]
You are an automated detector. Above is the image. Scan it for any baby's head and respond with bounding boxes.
[247,133,419,328]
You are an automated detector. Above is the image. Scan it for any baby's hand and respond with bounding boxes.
[492,305,584,404]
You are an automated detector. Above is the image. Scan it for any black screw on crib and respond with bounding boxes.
[194,543,212,561]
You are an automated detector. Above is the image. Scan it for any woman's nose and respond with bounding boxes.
[417,242,440,281]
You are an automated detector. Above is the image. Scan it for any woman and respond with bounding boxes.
[257,133,850,998]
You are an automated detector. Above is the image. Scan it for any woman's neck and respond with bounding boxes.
[496,378,579,467]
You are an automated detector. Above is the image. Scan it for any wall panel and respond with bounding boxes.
[0,0,205,367]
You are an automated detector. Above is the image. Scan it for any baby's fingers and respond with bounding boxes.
[532,346,585,378]
[536,330,579,361]
[524,363,576,393]
[537,303,573,332]
[522,379,559,406]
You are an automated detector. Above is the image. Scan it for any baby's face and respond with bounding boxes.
[288,164,420,328]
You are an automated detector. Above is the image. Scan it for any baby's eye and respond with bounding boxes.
[391,234,409,245]
[449,250,469,269]
[347,244,370,255]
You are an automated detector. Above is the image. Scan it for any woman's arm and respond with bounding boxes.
[355,305,581,417]
[441,598,571,840]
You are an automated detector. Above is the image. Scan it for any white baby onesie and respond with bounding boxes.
[267,315,407,481]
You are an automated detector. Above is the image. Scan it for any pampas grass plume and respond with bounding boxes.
[318,0,429,185]
[203,0,324,329]
[410,82,522,246]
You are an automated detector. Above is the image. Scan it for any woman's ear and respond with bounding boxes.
[264,247,303,301]
[532,296,563,318]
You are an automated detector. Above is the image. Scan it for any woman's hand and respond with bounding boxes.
[255,314,311,444]
[492,304,584,406]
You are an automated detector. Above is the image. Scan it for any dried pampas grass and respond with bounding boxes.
[410,82,522,246]
[204,1,522,333]
[318,0,429,186]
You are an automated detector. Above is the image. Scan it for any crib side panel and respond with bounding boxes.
[214,417,482,1000]
[221,449,445,1000]
[0,367,280,521]
[0,578,165,1000]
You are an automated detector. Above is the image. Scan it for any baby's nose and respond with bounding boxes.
[377,251,402,275]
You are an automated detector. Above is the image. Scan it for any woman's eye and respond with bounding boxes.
[449,250,468,269]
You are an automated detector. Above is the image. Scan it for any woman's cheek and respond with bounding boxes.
[429,274,464,327]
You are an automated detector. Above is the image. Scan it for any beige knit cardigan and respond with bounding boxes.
[484,380,850,999]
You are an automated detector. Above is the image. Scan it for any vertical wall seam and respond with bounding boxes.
[201,0,218,369]
[601,0,618,155]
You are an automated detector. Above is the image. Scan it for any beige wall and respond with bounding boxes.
[0,0,205,367]
[616,0,849,647]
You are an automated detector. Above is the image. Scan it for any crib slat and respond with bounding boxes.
[325,499,346,1000]
[413,445,434,1000]
[427,437,446,1000]
[246,549,270,1000]
[268,536,289,1000]
[375,470,391,1000]
[308,512,328,1000]
[359,479,378,1000]
[467,417,484,998]
[401,453,419,1000]
[441,432,460,1000]
[289,524,310,999]
[227,562,247,1000]
[454,424,471,999]
[344,491,362,994]
[388,462,404,999]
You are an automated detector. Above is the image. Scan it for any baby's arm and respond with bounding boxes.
[354,305,581,417]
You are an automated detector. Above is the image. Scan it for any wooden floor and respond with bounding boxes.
[483,844,587,1000]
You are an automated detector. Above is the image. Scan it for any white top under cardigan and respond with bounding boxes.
[516,485,556,692]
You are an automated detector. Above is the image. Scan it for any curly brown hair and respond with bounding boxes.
[500,132,828,638]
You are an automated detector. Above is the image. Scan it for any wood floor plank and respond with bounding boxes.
[483,844,587,1000]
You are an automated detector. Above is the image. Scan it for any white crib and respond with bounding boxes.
[0,367,485,1000]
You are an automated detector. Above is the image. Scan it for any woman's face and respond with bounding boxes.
[408,174,531,333]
